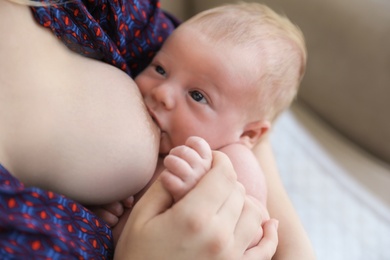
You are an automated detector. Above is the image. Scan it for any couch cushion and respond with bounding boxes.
[285,0,390,164]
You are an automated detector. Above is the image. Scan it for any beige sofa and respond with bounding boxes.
[160,1,390,259]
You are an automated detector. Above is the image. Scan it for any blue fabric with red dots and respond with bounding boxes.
[30,0,177,77]
[0,163,113,259]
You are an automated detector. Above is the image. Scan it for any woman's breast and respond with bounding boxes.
[0,1,161,205]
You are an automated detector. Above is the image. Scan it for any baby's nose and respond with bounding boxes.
[152,85,175,110]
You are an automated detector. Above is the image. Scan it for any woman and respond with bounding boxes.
[0,0,313,259]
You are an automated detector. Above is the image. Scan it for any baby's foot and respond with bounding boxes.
[160,136,213,202]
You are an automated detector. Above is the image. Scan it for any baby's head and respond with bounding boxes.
[185,2,307,122]
[136,2,306,155]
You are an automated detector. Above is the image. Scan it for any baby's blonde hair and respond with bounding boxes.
[184,2,307,122]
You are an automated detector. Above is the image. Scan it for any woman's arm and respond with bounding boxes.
[253,136,316,260]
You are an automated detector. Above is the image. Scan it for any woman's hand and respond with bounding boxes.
[114,151,278,260]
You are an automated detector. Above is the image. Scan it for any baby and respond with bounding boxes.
[101,1,306,247]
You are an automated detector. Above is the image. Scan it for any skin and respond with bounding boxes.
[135,25,270,155]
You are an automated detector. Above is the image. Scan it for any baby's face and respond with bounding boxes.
[135,26,259,155]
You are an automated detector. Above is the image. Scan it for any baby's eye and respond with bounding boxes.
[155,65,166,76]
[189,90,208,104]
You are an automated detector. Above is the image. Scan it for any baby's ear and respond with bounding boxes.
[239,120,270,148]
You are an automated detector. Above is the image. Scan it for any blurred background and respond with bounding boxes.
[160,1,390,259]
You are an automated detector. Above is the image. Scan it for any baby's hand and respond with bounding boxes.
[90,196,134,227]
[160,136,212,202]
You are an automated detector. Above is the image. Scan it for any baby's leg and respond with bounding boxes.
[160,136,212,202]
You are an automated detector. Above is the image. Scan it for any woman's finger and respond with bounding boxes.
[242,219,279,260]
[102,201,124,216]
[121,196,135,208]
[91,207,119,227]
[215,182,246,236]
[227,195,263,255]
[129,178,173,226]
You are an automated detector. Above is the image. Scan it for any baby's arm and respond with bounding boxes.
[160,136,212,202]
[219,143,268,208]
[219,143,270,249]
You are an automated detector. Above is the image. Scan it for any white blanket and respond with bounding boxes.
[270,102,390,260]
